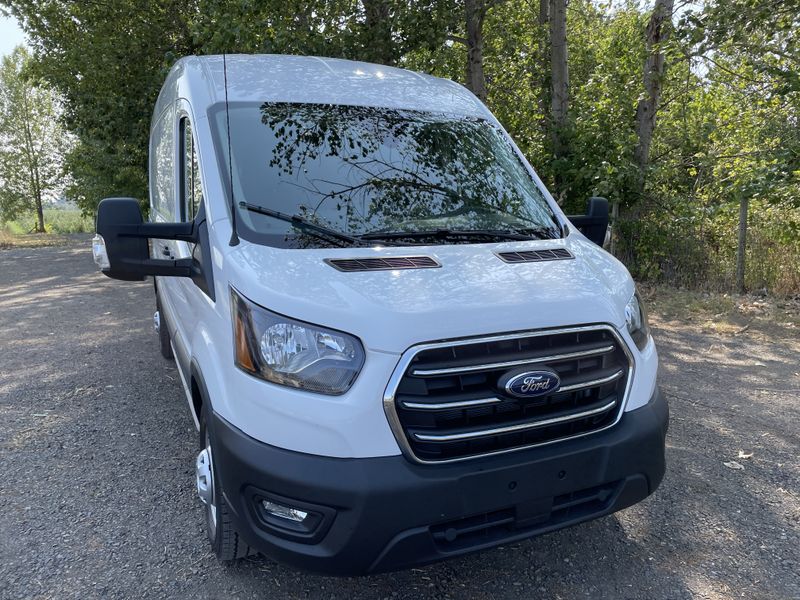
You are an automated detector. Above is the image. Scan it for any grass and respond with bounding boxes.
[2,208,94,234]
[0,229,85,249]
[0,209,94,249]
[643,283,800,334]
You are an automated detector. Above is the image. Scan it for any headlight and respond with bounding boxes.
[625,290,650,350]
[231,288,365,395]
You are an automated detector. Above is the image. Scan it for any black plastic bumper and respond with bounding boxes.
[210,387,668,575]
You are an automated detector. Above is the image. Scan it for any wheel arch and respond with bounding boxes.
[190,360,211,427]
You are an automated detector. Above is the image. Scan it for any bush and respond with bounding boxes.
[616,201,800,296]
[43,209,94,233]
[0,209,94,235]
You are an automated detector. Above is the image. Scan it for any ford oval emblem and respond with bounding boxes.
[503,370,561,398]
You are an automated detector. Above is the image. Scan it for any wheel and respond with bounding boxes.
[197,403,257,561]
[155,296,173,360]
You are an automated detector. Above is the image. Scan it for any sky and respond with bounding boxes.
[0,14,27,58]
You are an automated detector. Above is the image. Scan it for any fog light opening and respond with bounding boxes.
[251,491,333,542]
[261,499,308,523]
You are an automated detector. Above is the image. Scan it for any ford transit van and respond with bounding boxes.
[92,55,667,575]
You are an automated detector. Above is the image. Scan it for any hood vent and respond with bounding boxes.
[325,256,441,272]
[496,248,574,264]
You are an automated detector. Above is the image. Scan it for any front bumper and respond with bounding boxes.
[210,386,668,575]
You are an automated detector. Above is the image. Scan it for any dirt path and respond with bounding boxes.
[1,241,798,599]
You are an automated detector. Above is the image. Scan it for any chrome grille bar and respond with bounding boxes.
[411,344,615,377]
[412,400,618,443]
[558,369,624,393]
[400,397,503,410]
[401,370,624,411]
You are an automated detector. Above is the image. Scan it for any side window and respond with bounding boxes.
[150,105,175,220]
[180,117,204,222]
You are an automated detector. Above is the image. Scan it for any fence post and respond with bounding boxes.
[736,194,749,294]
[609,200,619,256]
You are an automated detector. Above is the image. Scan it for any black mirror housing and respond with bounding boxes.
[95,197,196,281]
[567,196,609,247]
[95,198,149,281]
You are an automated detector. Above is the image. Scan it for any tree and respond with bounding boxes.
[4,0,197,211]
[690,0,800,94]
[549,0,569,167]
[633,0,675,197]
[464,0,489,101]
[361,0,395,65]
[0,46,71,232]
[682,0,800,292]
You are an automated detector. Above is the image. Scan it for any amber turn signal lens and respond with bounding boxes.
[234,309,256,372]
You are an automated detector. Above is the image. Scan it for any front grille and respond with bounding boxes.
[384,325,632,463]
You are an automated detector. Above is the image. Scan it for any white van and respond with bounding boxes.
[93,55,667,575]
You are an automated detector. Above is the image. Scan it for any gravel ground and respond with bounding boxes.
[1,240,798,600]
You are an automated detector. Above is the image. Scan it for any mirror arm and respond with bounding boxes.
[116,221,197,243]
[117,257,195,278]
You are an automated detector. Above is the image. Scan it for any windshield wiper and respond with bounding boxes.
[358,227,557,243]
[238,201,370,247]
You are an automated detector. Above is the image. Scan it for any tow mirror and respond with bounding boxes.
[93,197,196,281]
[567,197,609,247]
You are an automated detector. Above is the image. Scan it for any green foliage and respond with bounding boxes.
[4,0,197,213]
[191,1,452,63]
[617,199,800,294]
[552,2,647,211]
[683,0,800,94]
[619,0,800,293]
[0,46,71,229]
[2,0,798,291]
[1,208,93,234]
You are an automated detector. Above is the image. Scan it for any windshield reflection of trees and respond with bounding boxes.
[258,102,555,241]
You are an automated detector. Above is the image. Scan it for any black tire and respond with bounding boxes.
[198,403,257,561]
[156,296,173,360]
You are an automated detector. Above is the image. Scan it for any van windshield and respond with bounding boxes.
[210,102,561,247]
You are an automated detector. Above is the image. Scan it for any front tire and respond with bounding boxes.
[197,404,257,561]
[155,296,173,360]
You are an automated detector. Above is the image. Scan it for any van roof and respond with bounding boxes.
[157,54,490,120]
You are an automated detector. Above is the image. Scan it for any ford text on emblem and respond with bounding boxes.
[503,370,561,398]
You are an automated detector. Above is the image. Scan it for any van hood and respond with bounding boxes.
[224,233,634,353]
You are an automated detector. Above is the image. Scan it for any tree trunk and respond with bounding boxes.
[736,194,749,293]
[20,91,46,232]
[549,0,569,161]
[465,0,488,102]
[633,0,675,197]
[538,0,549,25]
[32,150,44,232]
[35,191,45,233]
[537,0,550,143]
[362,0,394,65]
